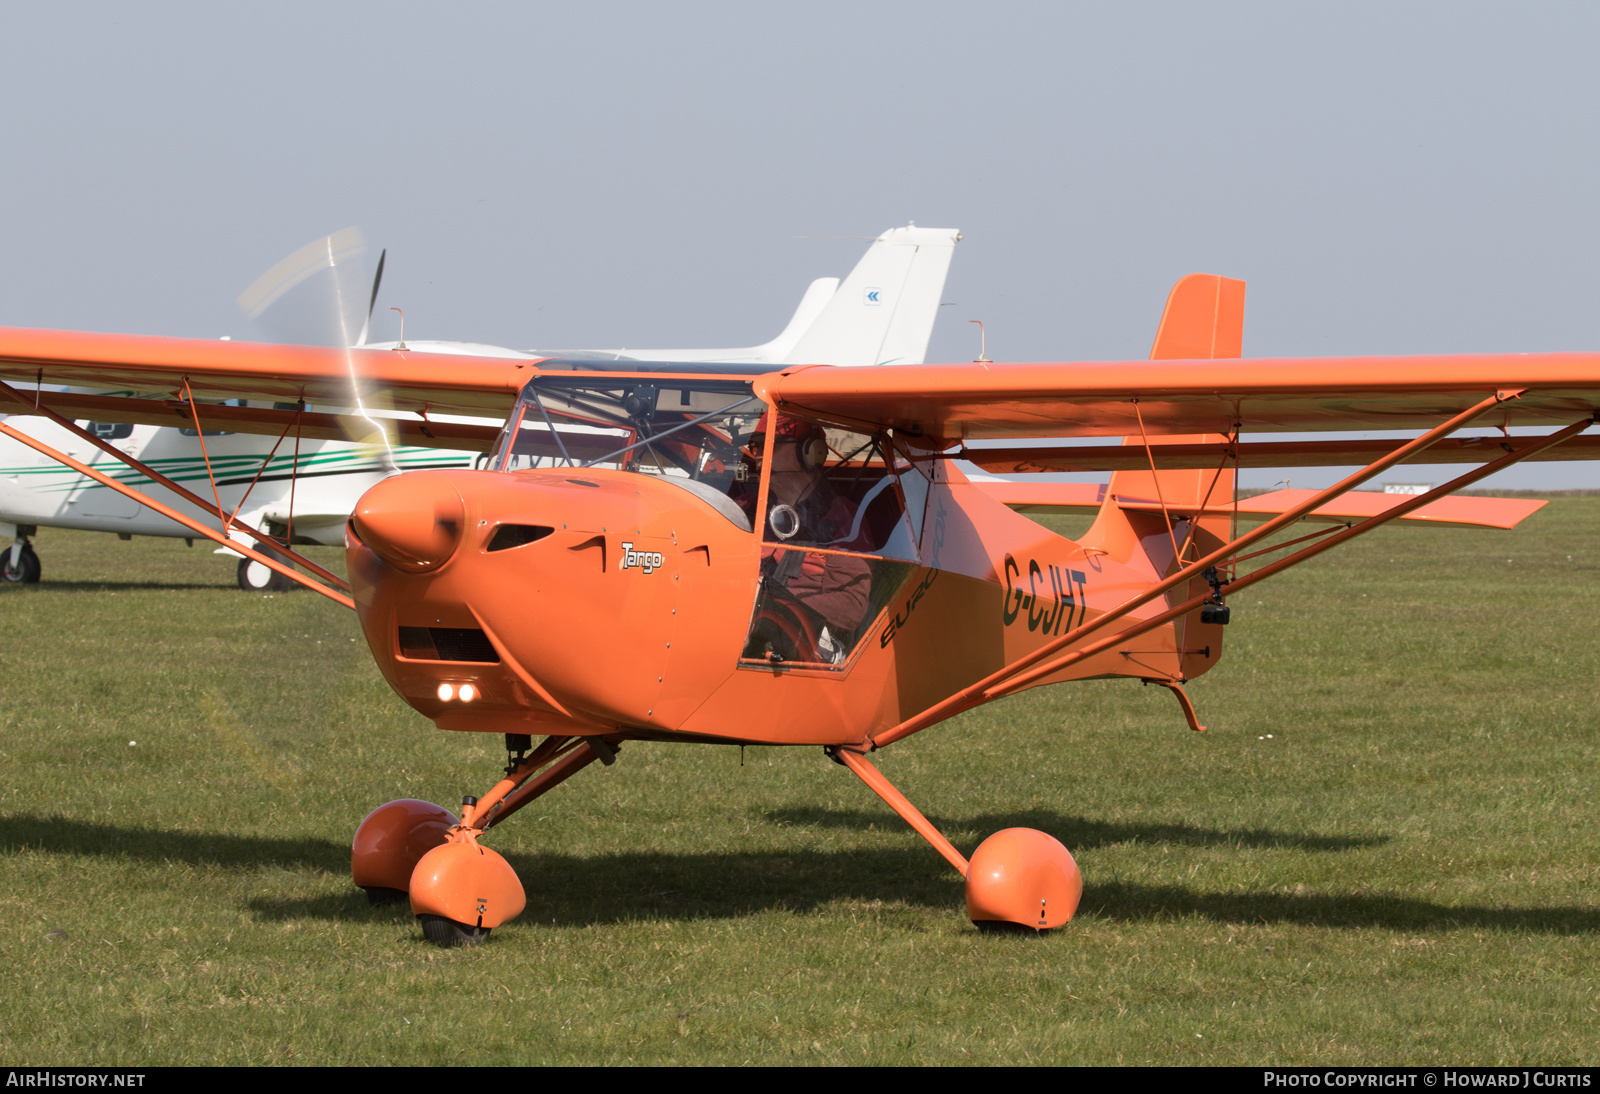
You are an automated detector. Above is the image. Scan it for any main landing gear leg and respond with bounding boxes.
[828,745,1082,932]
[350,735,619,947]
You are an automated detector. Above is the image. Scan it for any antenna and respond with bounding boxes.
[969,319,990,363]
[390,307,408,352]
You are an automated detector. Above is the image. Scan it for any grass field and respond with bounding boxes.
[0,504,1597,1065]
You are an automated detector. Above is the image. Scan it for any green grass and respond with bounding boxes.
[0,507,1597,1065]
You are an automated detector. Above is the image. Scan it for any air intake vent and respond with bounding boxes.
[486,524,555,552]
[397,626,501,663]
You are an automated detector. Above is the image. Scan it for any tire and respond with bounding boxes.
[2,544,40,584]
[237,556,296,592]
[363,886,409,906]
[974,920,1049,937]
[418,914,490,948]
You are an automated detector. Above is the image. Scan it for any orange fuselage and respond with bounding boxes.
[347,465,1226,747]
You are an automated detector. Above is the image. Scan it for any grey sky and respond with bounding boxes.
[3,2,1596,487]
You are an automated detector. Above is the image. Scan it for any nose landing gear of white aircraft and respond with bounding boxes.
[236,556,297,592]
[2,531,40,584]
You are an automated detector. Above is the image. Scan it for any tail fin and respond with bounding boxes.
[1106,273,1246,510]
[752,277,839,361]
[782,224,960,367]
[1088,273,1246,682]
[1148,272,1245,361]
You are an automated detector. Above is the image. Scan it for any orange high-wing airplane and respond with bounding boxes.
[2,273,1597,945]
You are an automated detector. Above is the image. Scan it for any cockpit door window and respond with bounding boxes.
[740,414,927,670]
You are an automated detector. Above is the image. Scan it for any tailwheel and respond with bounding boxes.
[419,914,490,948]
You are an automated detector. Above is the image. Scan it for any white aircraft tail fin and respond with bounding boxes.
[753,277,839,360]
[782,224,960,367]
[544,225,958,366]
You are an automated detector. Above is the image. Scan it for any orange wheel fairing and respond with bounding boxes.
[351,799,458,893]
[408,838,526,929]
[965,827,1082,930]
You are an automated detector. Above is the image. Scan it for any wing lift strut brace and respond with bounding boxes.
[828,390,1595,880]
[0,378,354,609]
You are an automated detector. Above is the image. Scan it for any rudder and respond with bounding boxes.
[1095,273,1246,681]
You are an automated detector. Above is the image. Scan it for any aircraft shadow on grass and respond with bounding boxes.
[759,808,1387,854]
[0,580,230,593]
[4,814,1592,935]
[0,813,348,872]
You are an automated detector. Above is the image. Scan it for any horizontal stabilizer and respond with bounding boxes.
[973,480,1106,514]
[964,434,1600,473]
[974,480,1546,530]
[1226,488,1546,530]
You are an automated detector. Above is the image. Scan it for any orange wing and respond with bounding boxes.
[0,326,529,416]
[755,355,1600,441]
[5,319,1600,458]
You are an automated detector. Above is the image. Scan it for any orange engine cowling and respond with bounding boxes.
[350,474,466,573]
[347,466,761,735]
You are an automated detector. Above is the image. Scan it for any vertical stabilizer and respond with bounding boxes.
[783,224,960,367]
[752,277,839,361]
[1108,273,1246,510]
[1091,274,1247,682]
[1148,273,1245,361]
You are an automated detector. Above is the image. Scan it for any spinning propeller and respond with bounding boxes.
[235,227,399,469]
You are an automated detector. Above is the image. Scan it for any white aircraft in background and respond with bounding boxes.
[0,224,961,590]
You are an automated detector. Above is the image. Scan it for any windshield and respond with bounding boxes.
[490,376,767,521]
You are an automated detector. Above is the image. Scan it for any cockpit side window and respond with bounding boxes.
[739,413,928,671]
[490,377,766,527]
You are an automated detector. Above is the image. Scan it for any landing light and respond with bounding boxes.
[459,684,476,703]
[437,683,454,702]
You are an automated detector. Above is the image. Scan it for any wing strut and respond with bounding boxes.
[985,413,1593,700]
[1132,398,1183,565]
[0,379,350,594]
[873,395,1586,750]
[180,379,228,538]
[221,400,302,535]
[0,415,354,608]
